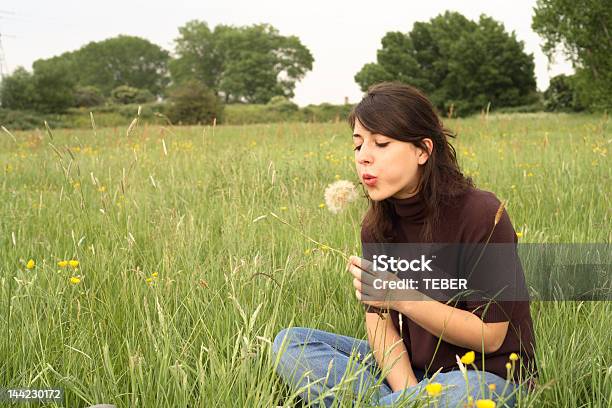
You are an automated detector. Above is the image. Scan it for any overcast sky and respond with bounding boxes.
[0,0,573,106]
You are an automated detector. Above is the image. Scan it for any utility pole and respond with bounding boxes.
[0,10,17,78]
[0,33,8,78]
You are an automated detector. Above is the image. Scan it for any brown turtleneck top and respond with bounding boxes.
[361,187,537,385]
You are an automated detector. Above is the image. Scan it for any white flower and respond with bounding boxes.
[324,180,358,214]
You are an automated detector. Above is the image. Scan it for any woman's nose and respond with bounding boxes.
[357,145,373,165]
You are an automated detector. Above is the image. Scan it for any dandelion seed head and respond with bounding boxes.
[324,180,358,214]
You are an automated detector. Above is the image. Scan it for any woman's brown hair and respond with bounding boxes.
[348,82,474,243]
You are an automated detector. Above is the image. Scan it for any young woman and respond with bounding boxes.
[272,82,537,407]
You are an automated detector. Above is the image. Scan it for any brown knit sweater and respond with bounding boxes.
[361,187,538,385]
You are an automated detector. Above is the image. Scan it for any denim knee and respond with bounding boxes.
[272,327,308,357]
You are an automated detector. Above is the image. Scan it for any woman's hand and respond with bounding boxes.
[347,255,402,311]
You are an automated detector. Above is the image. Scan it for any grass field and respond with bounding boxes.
[1,112,610,407]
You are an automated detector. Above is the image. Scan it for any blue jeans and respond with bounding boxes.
[272,327,522,407]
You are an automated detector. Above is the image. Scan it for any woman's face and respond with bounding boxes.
[353,118,431,201]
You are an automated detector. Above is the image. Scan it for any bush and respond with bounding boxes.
[134,89,156,103]
[267,96,298,113]
[300,103,353,122]
[0,108,66,130]
[111,85,156,105]
[222,102,355,125]
[74,86,105,107]
[165,80,224,125]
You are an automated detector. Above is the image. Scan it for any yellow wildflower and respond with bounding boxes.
[26,259,36,269]
[460,351,475,365]
[280,206,288,211]
[334,174,341,180]
[146,277,153,284]
[509,353,519,361]
[516,231,523,238]
[505,363,511,370]
[68,260,79,269]
[425,382,443,397]
[58,260,68,268]
[488,383,496,391]
[152,272,159,278]
[475,399,496,408]
[69,276,81,285]
[318,203,325,208]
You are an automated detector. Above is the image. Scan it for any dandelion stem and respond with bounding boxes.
[268,212,349,262]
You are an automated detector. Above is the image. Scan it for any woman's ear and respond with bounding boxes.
[417,138,433,165]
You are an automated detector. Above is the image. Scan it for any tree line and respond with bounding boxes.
[1,21,314,120]
[0,2,609,125]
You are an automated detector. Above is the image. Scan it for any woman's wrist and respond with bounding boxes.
[389,372,419,392]
[393,300,416,317]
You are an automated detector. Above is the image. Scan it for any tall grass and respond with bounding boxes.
[0,113,610,406]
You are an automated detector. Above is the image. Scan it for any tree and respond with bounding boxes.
[0,67,36,110]
[532,0,611,110]
[543,74,584,111]
[0,62,76,113]
[31,58,76,113]
[165,80,224,125]
[36,35,170,97]
[171,21,314,103]
[169,21,225,91]
[354,12,537,116]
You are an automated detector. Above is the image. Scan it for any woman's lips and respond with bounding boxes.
[362,174,377,187]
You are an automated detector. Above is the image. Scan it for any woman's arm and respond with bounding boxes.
[396,299,509,354]
[365,311,419,391]
[349,255,508,355]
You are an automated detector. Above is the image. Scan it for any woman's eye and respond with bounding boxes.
[354,142,389,151]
